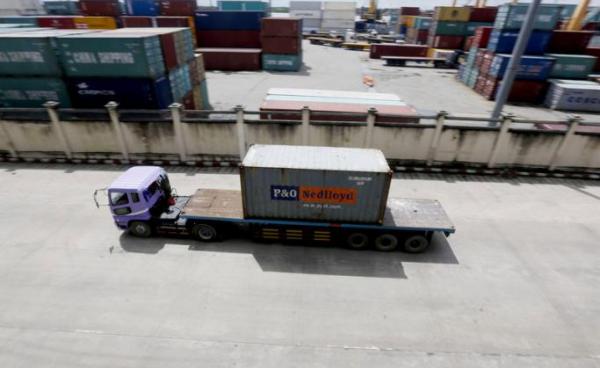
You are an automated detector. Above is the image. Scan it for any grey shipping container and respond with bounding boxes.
[240,145,392,224]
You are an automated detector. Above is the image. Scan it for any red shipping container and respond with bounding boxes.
[37,16,77,28]
[197,30,261,48]
[416,30,428,44]
[261,36,301,54]
[429,35,464,49]
[121,16,154,27]
[472,26,492,48]
[159,0,196,16]
[261,17,302,38]
[475,49,486,68]
[547,31,595,54]
[80,0,121,16]
[369,43,428,59]
[399,7,420,16]
[474,74,487,94]
[199,48,261,71]
[155,16,191,27]
[464,36,474,51]
[481,76,546,103]
[479,51,495,74]
[469,7,497,22]
[586,47,600,72]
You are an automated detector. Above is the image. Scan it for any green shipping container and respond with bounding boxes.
[0,30,95,76]
[57,31,165,78]
[466,22,493,36]
[546,53,598,79]
[262,53,302,72]
[0,78,71,108]
[431,21,468,36]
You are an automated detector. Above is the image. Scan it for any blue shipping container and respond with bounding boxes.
[489,54,556,80]
[126,0,159,16]
[487,29,552,55]
[67,77,173,109]
[194,11,265,30]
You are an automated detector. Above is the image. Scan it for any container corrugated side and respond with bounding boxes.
[126,0,160,16]
[262,53,302,71]
[289,1,322,11]
[0,77,71,107]
[434,6,471,22]
[546,53,598,79]
[240,145,392,224]
[494,4,561,31]
[194,11,264,30]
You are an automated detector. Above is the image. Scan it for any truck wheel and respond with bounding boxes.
[403,235,429,253]
[192,224,218,242]
[374,234,398,252]
[346,232,369,250]
[129,221,151,238]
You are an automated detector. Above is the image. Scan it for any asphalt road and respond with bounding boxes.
[0,164,599,367]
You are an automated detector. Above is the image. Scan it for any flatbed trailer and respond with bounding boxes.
[383,56,449,68]
[152,189,455,253]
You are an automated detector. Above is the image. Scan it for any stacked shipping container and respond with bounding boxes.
[261,17,303,72]
[321,1,354,33]
[289,1,321,33]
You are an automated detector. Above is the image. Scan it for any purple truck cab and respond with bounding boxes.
[106,166,172,233]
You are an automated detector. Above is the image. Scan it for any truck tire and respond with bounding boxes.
[374,234,398,252]
[129,221,151,238]
[192,224,218,242]
[403,235,429,253]
[346,232,369,250]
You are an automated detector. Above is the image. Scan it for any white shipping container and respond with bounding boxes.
[545,81,600,112]
[302,18,322,28]
[322,9,355,20]
[290,1,322,11]
[290,10,322,19]
[321,19,355,28]
[323,1,355,11]
[0,0,43,15]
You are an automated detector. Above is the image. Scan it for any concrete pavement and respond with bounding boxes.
[0,164,599,367]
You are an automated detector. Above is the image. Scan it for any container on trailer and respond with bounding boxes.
[44,1,80,15]
[369,43,428,59]
[159,0,196,16]
[261,36,301,54]
[74,16,118,29]
[487,29,551,55]
[469,7,497,22]
[547,31,595,54]
[218,1,268,12]
[413,16,431,30]
[196,30,261,48]
[494,4,561,31]
[0,29,95,76]
[0,77,71,107]
[489,54,555,80]
[428,35,463,49]
[262,53,302,71]
[66,76,173,108]
[80,0,121,16]
[194,11,264,30]
[261,17,302,38]
[198,48,261,71]
[126,0,159,16]
[430,21,467,36]
[240,145,392,224]
[546,53,597,79]
[434,6,471,22]
[57,31,165,78]
[121,15,155,27]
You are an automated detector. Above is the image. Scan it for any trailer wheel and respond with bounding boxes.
[403,235,429,253]
[192,224,218,242]
[129,221,151,238]
[374,234,398,252]
[346,232,369,250]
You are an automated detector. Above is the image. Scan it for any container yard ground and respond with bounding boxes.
[0,164,599,367]
[207,40,599,121]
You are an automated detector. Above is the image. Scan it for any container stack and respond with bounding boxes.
[321,1,354,33]
[0,29,97,108]
[428,6,471,50]
[43,1,80,15]
[395,7,419,35]
[404,16,431,45]
[289,1,321,33]
[261,17,303,72]
[36,15,117,29]
[125,0,160,16]
[195,11,264,70]
[79,0,122,17]
[217,1,268,12]
[158,0,196,16]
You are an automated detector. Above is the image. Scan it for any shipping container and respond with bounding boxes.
[218,1,267,12]
[66,76,173,108]
[486,79,547,103]
[262,53,302,71]
[168,63,192,101]
[468,7,497,22]
[428,35,463,49]
[194,11,264,30]
[0,16,39,25]
[489,54,555,80]
[545,79,600,112]
[126,0,159,16]
[434,6,471,22]
[80,0,121,17]
[44,1,80,15]
[547,31,595,54]
[155,15,193,28]
[405,28,428,44]
[0,29,95,76]
[57,31,165,78]
[494,4,561,31]
[261,36,301,54]
[369,43,428,59]
[121,16,155,27]
[431,21,467,36]
[290,10,321,19]
[587,47,600,71]
[199,48,261,71]
[289,1,321,11]
[320,19,354,30]
[465,22,492,36]
[0,77,71,107]
[487,29,551,55]
[74,16,117,29]
[196,30,261,48]
[323,1,355,11]
[413,16,431,30]
[261,17,302,38]
[240,145,392,224]
[546,53,597,79]
[159,0,196,16]
[37,15,76,28]
[472,26,492,48]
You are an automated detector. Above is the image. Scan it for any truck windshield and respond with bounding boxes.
[110,191,129,206]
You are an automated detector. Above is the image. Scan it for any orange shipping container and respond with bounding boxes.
[74,16,117,29]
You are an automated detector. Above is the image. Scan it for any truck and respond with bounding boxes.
[95,145,455,253]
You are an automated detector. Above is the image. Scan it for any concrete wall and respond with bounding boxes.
[0,107,599,172]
